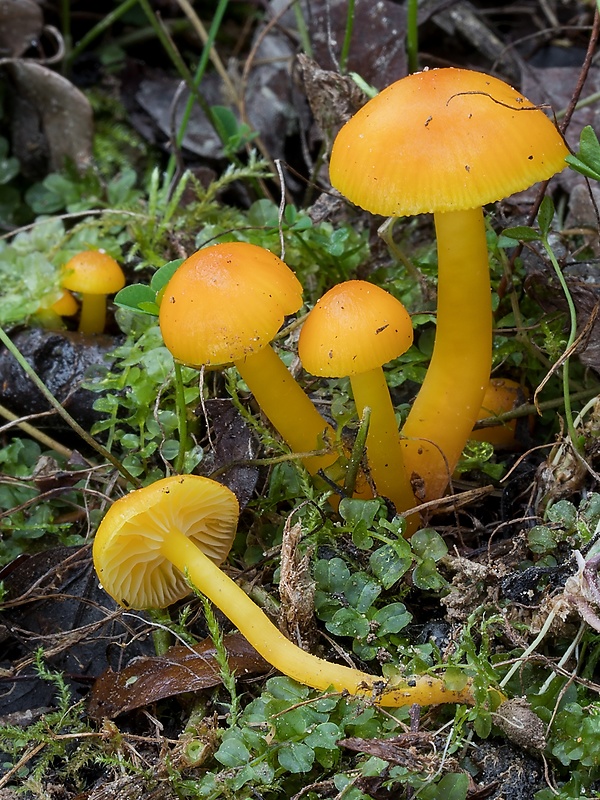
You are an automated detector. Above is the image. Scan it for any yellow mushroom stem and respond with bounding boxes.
[401,207,492,503]
[79,293,109,335]
[234,344,339,476]
[350,368,418,534]
[160,526,475,707]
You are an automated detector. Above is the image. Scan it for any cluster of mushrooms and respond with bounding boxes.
[93,68,568,708]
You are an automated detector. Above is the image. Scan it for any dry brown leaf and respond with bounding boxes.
[0,0,43,59]
[6,60,93,173]
[87,633,270,719]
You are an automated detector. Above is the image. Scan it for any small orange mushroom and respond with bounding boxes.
[33,288,79,329]
[50,289,79,318]
[61,250,125,334]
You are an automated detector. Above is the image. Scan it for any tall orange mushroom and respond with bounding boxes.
[330,67,568,506]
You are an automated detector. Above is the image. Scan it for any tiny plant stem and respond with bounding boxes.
[499,602,567,690]
[0,328,141,488]
[344,405,370,497]
[350,368,418,534]
[401,207,492,503]
[406,0,419,73]
[378,217,425,289]
[541,237,580,451]
[147,608,174,656]
[67,0,139,64]
[160,527,476,707]
[198,594,239,723]
[293,0,313,57]
[174,0,230,150]
[137,0,196,90]
[537,621,585,695]
[0,403,73,460]
[173,360,189,474]
[176,0,235,100]
[234,345,338,476]
[339,0,356,73]
[60,0,72,59]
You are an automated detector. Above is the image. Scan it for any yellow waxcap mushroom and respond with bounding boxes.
[61,250,125,335]
[299,280,413,376]
[299,281,415,524]
[93,475,239,609]
[330,68,568,506]
[159,243,337,476]
[93,474,478,708]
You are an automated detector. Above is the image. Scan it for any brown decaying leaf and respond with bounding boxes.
[87,633,270,719]
[6,59,93,173]
[306,0,408,88]
[200,398,260,508]
[296,54,368,140]
[0,0,43,58]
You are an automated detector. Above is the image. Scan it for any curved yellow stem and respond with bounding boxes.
[160,528,475,707]
[350,369,418,533]
[79,294,107,335]
[235,345,338,476]
[401,207,492,503]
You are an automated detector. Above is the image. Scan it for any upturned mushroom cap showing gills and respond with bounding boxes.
[93,475,483,708]
[93,475,239,609]
[159,242,303,367]
[330,67,569,215]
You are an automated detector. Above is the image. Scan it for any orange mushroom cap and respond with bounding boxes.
[330,67,569,216]
[298,280,413,376]
[159,242,303,367]
[61,250,125,295]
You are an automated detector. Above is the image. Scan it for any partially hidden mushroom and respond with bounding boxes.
[329,67,568,506]
[471,378,531,449]
[158,242,337,477]
[51,288,79,317]
[34,288,78,329]
[61,250,125,334]
[93,474,477,707]
[298,281,417,530]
